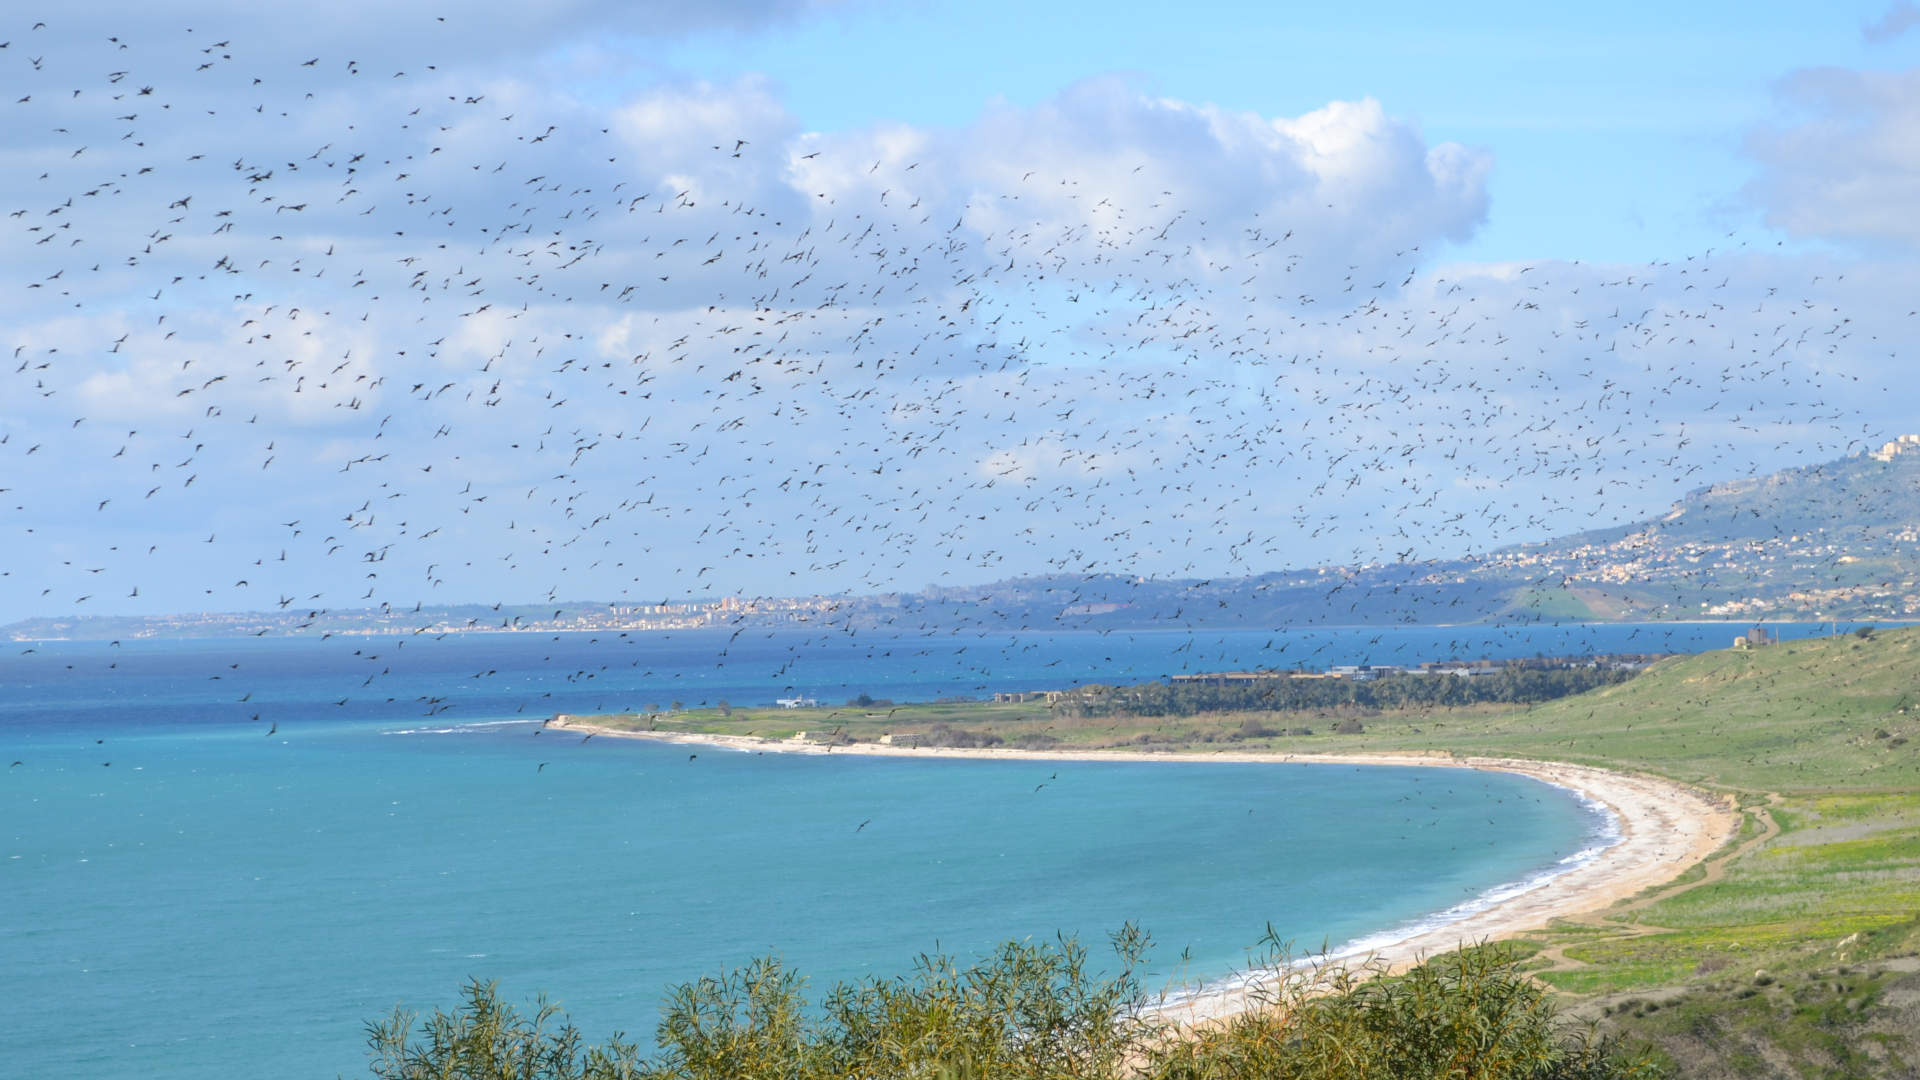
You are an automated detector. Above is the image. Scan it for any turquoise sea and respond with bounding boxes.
[0,623,1854,1077]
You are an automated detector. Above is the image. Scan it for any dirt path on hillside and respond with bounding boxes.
[1526,792,1783,984]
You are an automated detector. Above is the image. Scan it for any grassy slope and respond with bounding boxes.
[582,629,1920,1078]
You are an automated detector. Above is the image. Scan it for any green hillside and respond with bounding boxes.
[1559,444,1920,548]
[1323,626,1920,794]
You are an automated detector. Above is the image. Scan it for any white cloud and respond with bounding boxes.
[951,79,1491,283]
[1745,67,1920,251]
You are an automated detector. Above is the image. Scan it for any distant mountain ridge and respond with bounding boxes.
[1561,433,1920,549]
[8,440,1918,640]
[827,437,1920,630]
[1486,434,1920,622]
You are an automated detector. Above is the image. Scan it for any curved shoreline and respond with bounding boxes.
[549,719,1739,1022]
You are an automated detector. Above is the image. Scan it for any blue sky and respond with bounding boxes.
[3,1,1919,621]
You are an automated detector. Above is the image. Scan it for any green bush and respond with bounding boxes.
[361,936,1657,1080]
[363,978,642,1080]
[1150,946,1657,1080]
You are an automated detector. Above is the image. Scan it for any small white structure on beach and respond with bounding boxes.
[775,696,818,709]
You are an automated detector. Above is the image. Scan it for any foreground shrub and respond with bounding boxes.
[364,979,642,1080]
[647,927,1152,1080]
[362,935,1656,1080]
[1149,945,1657,1079]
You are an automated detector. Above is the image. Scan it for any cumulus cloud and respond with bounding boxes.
[950,79,1491,287]
[591,74,1494,307]
[1745,66,1920,250]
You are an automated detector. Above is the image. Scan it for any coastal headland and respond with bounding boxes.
[547,627,1920,1073]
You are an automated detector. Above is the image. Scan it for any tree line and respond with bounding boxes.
[1047,666,1639,719]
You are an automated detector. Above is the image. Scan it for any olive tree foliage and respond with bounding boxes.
[1147,945,1658,1080]
[363,978,644,1080]
[361,934,1657,1080]
[363,927,1152,1080]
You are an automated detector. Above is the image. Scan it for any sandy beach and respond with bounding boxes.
[550,718,1739,1022]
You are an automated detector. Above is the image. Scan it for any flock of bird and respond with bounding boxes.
[0,13,1907,733]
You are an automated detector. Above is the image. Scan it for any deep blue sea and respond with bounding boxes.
[0,622,1859,1078]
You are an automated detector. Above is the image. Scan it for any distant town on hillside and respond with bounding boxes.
[9,437,1919,642]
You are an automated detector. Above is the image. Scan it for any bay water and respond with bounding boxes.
[1,623,1847,1077]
